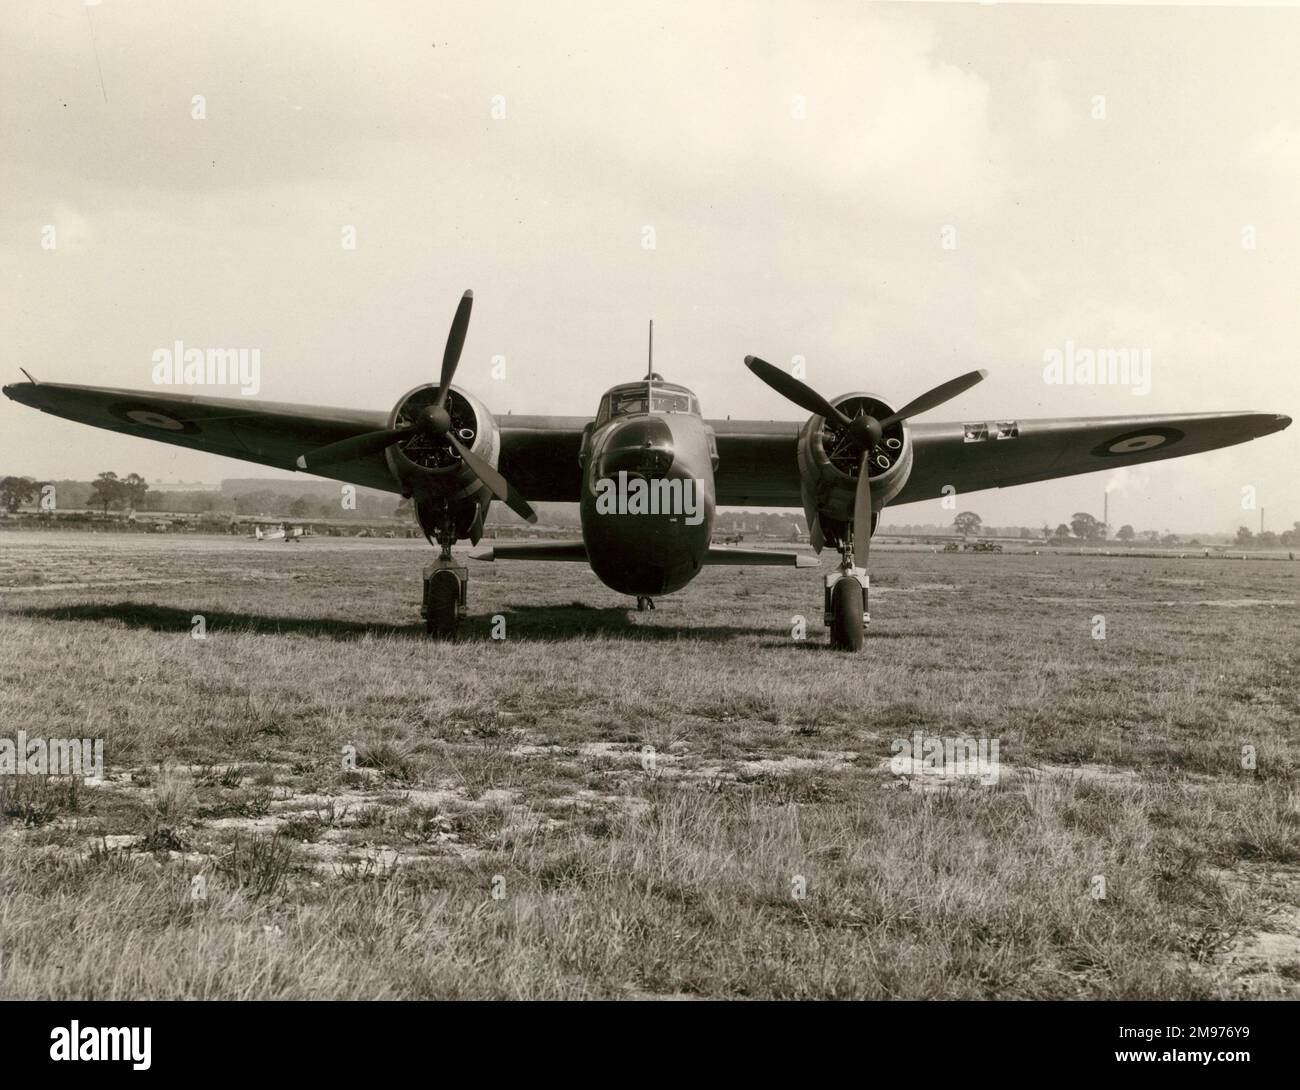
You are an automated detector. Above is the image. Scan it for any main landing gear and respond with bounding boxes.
[824,536,868,652]
[636,596,656,612]
[421,524,467,637]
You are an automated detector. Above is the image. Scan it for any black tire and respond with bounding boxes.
[425,570,461,637]
[829,576,865,651]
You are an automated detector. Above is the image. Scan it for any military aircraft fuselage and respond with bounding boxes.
[578,376,717,595]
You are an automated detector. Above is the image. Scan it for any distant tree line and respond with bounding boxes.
[0,473,400,519]
[1234,523,1300,548]
[945,510,1300,548]
[139,487,398,519]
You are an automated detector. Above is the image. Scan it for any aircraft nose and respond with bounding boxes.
[597,416,675,479]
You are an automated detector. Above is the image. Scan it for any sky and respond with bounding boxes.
[1,0,1296,535]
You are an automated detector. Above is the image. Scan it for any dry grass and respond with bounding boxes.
[0,530,1297,998]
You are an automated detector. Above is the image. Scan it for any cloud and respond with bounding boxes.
[1022,59,1070,141]
[1,3,1000,222]
[1244,123,1300,181]
[48,203,93,251]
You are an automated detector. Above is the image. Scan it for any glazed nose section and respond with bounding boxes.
[597,416,675,479]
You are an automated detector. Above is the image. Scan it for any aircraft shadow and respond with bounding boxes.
[15,601,772,644]
[15,601,421,642]
[769,629,922,652]
[482,603,771,642]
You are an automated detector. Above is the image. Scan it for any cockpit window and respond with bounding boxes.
[650,392,694,413]
[597,387,701,426]
[610,390,696,416]
[610,391,648,416]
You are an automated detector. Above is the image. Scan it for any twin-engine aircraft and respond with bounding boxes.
[5,291,1290,649]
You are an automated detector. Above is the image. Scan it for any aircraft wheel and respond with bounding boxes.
[828,576,864,651]
[425,569,461,637]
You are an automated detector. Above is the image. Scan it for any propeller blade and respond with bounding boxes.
[879,368,987,427]
[744,356,853,428]
[852,450,872,566]
[436,290,474,408]
[447,432,537,524]
[296,426,415,470]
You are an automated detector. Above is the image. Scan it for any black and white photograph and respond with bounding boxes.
[1,0,1296,1063]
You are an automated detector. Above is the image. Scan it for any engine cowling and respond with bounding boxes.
[383,383,500,506]
[796,392,914,551]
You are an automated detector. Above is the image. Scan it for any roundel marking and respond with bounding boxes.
[1090,426,1185,458]
[109,403,200,435]
[127,410,185,430]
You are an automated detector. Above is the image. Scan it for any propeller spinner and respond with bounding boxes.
[297,291,537,524]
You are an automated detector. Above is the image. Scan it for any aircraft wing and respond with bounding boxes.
[469,540,590,562]
[469,539,819,566]
[711,420,803,506]
[695,411,1289,508]
[891,411,1290,506]
[495,415,589,501]
[6,381,1287,510]
[2,381,402,493]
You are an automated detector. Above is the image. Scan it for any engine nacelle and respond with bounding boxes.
[383,384,500,541]
[796,392,914,552]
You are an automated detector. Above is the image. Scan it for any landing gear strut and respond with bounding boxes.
[825,533,868,652]
[636,595,656,612]
[422,523,467,637]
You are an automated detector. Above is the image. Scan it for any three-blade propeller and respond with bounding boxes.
[743,355,987,563]
[297,291,537,524]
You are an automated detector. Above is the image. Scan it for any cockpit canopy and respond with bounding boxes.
[596,375,701,426]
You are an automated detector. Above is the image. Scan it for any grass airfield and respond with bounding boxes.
[0,529,1297,999]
